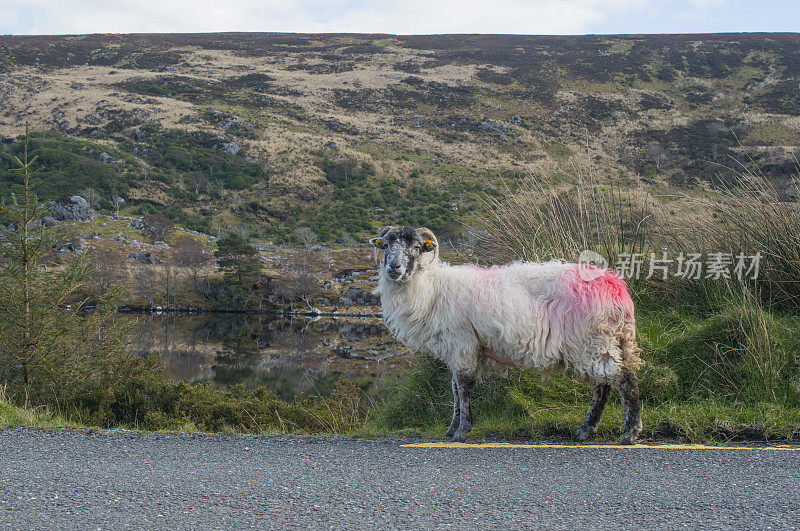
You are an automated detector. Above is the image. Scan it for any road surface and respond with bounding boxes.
[1,429,798,529]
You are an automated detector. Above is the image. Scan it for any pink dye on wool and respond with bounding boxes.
[563,264,635,316]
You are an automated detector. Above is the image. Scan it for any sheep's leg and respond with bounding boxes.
[451,374,476,443]
[577,384,611,442]
[618,371,642,445]
[445,376,460,438]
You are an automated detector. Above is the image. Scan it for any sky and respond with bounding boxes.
[0,0,798,36]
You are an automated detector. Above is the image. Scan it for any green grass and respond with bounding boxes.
[371,292,800,443]
[1,376,374,436]
[372,362,799,444]
[0,390,76,429]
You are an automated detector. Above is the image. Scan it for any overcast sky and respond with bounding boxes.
[1,0,798,35]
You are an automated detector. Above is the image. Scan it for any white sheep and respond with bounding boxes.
[371,226,644,443]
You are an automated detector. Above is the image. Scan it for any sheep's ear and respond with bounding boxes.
[422,239,437,252]
[369,237,384,248]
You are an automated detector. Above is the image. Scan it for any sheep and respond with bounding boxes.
[370,226,644,444]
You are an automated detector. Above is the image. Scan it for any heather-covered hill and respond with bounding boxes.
[1,33,799,242]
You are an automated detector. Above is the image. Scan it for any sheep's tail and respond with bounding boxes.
[568,264,644,372]
[620,310,644,372]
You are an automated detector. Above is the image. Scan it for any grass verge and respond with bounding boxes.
[0,387,76,429]
[374,358,800,444]
[1,378,373,436]
[3,281,799,443]
[373,286,800,443]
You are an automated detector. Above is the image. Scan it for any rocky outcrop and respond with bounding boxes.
[338,287,379,307]
[48,195,96,223]
[129,251,162,264]
[321,118,358,136]
[208,111,255,136]
[56,237,89,255]
[217,140,241,155]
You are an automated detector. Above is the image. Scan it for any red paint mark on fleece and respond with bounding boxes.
[564,264,634,315]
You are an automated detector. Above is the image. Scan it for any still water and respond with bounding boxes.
[122,313,413,401]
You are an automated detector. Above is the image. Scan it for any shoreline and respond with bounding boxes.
[116,305,382,318]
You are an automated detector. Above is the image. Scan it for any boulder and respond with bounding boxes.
[342,287,380,306]
[71,237,89,254]
[129,251,162,264]
[56,237,89,255]
[218,140,241,155]
[48,195,97,223]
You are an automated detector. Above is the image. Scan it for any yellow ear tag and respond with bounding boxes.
[370,237,383,248]
[423,240,436,252]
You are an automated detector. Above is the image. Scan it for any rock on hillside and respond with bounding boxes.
[47,195,96,223]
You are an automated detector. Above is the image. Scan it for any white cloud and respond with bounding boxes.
[687,0,727,9]
[1,0,655,35]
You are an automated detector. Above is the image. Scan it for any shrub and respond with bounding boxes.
[142,213,174,242]
[38,375,373,434]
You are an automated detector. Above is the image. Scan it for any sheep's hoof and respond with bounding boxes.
[619,432,638,445]
[576,426,595,442]
[445,423,459,439]
[451,431,468,443]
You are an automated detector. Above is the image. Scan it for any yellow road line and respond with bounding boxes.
[401,442,800,451]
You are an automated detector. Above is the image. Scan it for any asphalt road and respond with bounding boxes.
[1,429,799,530]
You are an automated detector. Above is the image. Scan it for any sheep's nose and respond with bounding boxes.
[388,264,401,272]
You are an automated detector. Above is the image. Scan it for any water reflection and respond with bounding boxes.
[123,313,412,400]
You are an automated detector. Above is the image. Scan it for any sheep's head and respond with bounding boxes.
[370,226,438,283]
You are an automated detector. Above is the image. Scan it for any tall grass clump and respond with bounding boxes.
[689,162,800,309]
[479,173,655,285]
[640,283,799,406]
[710,285,793,404]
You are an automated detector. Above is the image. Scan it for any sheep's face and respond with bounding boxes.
[371,226,437,283]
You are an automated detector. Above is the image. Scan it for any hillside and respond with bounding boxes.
[1,33,799,243]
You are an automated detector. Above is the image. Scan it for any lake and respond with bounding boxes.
[122,312,413,401]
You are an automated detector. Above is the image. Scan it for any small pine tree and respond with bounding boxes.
[0,125,154,404]
[215,233,260,285]
[213,233,262,311]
